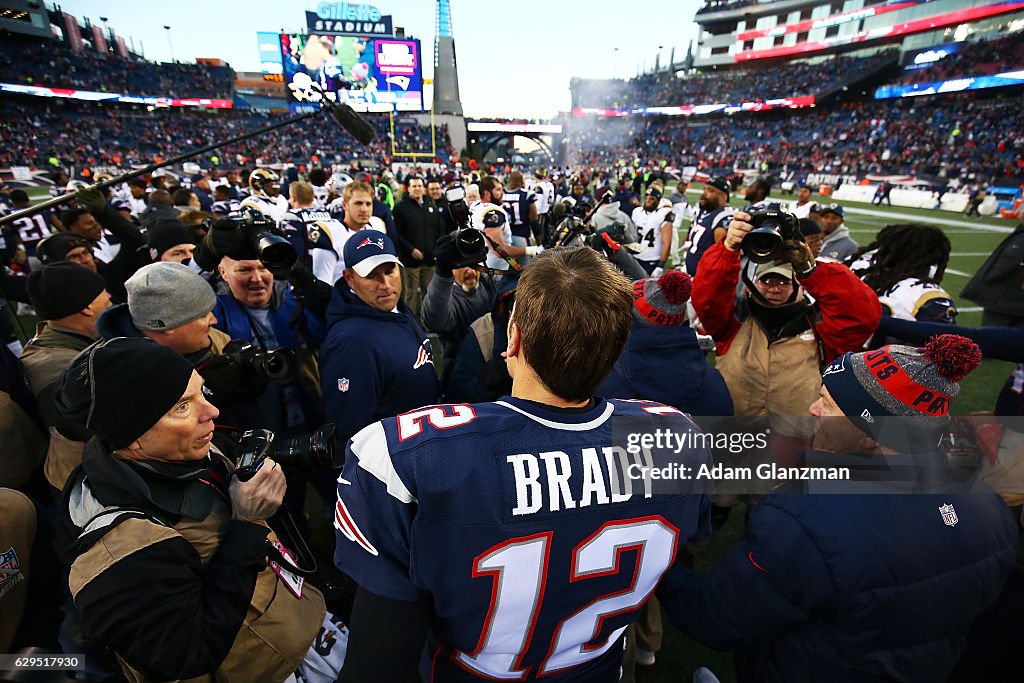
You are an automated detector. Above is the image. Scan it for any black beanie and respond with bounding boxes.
[147,219,195,261]
[28,262,107,320]
[37,232,92,264]
[55,337,195,451]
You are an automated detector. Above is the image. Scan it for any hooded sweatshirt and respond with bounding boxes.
[320,282,440,445]
[820,224,858,263]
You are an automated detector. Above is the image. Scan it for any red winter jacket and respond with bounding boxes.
[692,243,881,364]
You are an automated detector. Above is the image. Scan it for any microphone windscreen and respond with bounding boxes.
[328,103,377,146]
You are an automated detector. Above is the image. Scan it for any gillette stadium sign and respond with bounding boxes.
[307,3,394,37]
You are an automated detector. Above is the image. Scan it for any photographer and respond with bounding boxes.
[97,262,288,432]
[56,338,346,682]
[421,232,496,391]
[692,206,880,517]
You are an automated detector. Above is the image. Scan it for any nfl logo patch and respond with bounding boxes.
[0,546,21,583]
[338,378,350,393]
[939,503,958,527]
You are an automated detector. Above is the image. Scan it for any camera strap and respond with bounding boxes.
[266,507,318,578]
[481,230,524,274]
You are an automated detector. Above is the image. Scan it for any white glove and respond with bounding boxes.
[525,245,544,256]
[651,267,664,278]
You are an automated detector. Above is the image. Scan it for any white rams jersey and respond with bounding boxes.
[529,180,555,215]
[330,217,389,284]
[879,277,957,323]
[240,194,288,223]
[631,203,674,263]
[789,199,820,219]
[471,201,512,271]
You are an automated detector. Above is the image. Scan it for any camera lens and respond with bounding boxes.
[454,227,485,258]
[257,348,296,384]
[744,227,784,263]
[254,233,298,273]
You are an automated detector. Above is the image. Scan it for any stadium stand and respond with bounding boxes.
[0,35,234,99]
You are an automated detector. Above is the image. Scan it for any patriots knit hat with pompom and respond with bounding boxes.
[632,269,692,326]
[821,334,982,449]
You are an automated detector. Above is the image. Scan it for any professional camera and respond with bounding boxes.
[443,185,488,267]
[221,340,296,384]
[742,203,800,264]
[202,209,297,274]
[234,424,338,481]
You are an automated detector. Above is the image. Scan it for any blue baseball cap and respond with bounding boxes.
[344,231,401,277]
[820,203,844,217]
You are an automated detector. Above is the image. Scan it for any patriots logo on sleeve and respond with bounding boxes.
[335,496,379,556]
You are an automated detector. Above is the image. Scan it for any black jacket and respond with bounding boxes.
[93,204,146,302]
[393,196,441,265]
[962,224,1024,317]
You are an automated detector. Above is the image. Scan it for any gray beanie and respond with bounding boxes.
[632,270,692,326]
[126,262,217,331]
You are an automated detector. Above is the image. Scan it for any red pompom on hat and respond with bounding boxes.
[658,269,692,306]
[632,270,692,326]
[922,334,982,382]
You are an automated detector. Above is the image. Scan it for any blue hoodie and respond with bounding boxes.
[599,322,733,417]
[321,281,440,445]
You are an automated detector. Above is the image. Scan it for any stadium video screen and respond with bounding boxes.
[279,33,423,112]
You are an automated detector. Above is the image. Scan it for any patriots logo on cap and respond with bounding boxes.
[823,356,846,377]
[860,409,874,423]
[357,236,385,250]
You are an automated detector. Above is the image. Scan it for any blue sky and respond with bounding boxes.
[55,0,702,117]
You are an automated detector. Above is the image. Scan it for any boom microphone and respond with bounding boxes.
[323,100,377,146]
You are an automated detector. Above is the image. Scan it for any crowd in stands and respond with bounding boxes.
[697,0,759,14]
[896,32,1024,85]
[569,95,1024,182]
[571,51,895,109]
[0,34,234,99]
[0,98,453,171]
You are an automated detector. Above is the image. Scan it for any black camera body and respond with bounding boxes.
[742,204,799,263]
[443,185,488,267]
[211,209,297,274]
[221,340,296,384]
[234,424,338,481]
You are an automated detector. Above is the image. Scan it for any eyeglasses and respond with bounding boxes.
[757,277,793,290]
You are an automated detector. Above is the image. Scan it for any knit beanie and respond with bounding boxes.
[147,218,195,261]
[28,262,107,320]
[55,337,195,450]
[821,334,982,451]
[126,262,217,331]
[633,270,692,326]
[37,233,92,264]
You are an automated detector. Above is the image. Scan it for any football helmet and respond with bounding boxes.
[248,168,280,198]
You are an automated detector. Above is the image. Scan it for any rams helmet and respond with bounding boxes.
[248,168,280,198]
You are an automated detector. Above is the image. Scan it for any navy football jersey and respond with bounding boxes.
[501,188,537,239]
[8,209,54,257]
[334,396,712,681]
[684,206,733,277]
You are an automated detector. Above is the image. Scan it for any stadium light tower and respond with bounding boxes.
[433,0,463,115]
[163,25,175,63]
